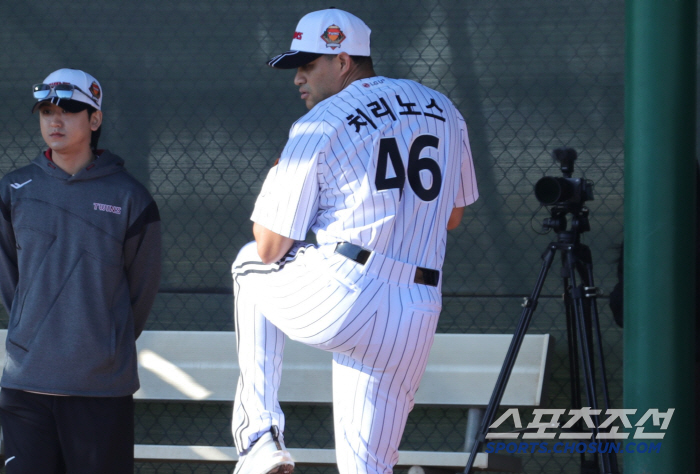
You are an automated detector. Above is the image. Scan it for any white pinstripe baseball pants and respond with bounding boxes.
[231,241,441,474]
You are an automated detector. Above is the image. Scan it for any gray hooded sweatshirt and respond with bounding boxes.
[0,150,161,396]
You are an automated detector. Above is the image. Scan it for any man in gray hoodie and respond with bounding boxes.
[0,68,161,473]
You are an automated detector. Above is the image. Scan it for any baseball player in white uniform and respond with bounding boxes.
[231,8,478,474]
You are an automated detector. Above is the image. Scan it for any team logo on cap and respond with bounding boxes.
[321,24,346,49]
[89,81,101,99]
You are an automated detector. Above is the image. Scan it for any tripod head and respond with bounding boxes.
[542,204,590,239]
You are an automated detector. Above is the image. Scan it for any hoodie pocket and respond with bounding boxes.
[44,251,122,364]
[9,248,121,362]
[9,227,57,350]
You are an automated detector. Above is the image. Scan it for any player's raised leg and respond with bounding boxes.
[231,242,289,458]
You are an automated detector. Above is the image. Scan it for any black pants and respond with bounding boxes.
[0,388,134,474]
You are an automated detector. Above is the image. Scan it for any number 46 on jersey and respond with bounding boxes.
[375,134,442,202]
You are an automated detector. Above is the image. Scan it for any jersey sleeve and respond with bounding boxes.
[250,118,325,240]
[454,119,479,208]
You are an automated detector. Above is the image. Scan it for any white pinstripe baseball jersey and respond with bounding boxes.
[252,76,478,272]
[233,74,479,474]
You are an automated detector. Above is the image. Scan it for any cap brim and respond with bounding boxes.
[32,97,92,114]
[267,51,323,69]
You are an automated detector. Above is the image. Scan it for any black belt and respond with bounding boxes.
[334,242,440,287]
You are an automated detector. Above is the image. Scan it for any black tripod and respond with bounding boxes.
[462,199,620,474]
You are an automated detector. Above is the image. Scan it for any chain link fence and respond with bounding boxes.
[1,0,686,472]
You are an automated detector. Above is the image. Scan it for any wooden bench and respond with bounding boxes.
[0,330,553,472]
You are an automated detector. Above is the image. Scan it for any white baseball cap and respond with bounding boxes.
[267,8,371,69]
[32,68,102,113]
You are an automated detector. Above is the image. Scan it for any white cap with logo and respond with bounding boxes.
[32,68,102,113]
[267,8,371,69]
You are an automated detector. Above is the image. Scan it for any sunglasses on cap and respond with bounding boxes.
[32,83,99,107]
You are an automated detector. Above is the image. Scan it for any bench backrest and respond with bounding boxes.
[0,330,552,407]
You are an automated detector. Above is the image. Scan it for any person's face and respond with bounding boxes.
[294,56,344,110]
[38,102,100,155]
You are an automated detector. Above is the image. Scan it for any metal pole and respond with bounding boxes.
[624,0,697,472]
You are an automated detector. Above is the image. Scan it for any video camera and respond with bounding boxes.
[534,147,594,206]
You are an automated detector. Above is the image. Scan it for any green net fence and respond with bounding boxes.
[1,0,691,472]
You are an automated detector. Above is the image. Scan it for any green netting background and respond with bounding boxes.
[0,0,694,473]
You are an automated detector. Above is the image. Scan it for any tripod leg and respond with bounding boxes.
[565,249,619,474]
[577,245,620,473]
[463,243,558,474]
[579,244,614,410]
[562,265,586,466]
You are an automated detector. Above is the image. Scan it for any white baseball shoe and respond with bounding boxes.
[233,427,295,474]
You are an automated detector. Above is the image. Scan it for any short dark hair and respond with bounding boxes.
[350,55,373,69]
[321,54,374,71]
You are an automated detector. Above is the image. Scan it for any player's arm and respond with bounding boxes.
[0,187,18,313]
[124,200,162,339]
[253,222,295,264]
[447,206,465,230]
